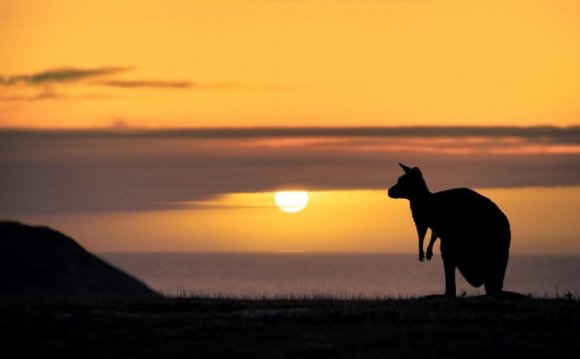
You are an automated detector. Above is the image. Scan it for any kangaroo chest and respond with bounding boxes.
[410,201,432,229]
[411,200,448,243]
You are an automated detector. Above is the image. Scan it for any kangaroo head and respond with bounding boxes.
[388,163,429,200]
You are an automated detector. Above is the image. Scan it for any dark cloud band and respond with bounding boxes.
[2,126,579,142]
[1,126,579,215]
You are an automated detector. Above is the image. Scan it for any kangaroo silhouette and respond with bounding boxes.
[388,163,511,297]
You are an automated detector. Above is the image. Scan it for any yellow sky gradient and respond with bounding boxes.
[17,187,580,254]
[1,0,579,127]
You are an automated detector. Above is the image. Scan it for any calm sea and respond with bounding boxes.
[101,253,580,298]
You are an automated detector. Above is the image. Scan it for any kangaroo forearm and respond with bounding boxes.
[427,232,438,252]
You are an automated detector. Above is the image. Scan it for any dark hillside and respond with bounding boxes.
[0,221,158,299]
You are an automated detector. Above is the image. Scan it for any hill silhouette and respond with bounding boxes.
[0,221,158,299]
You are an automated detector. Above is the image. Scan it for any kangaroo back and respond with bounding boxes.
[431,188,510,242]
[431,188,510,290]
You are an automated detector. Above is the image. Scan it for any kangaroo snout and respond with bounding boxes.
[387,186,400,198]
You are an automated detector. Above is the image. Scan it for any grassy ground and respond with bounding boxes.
[0,296,578,359]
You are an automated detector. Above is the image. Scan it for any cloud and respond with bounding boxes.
[0,66,130,101]
[0,67,130,86]
[98,80,244,90]
[1,126,579,215]
[0,66,272,101]
[99,80,193,89]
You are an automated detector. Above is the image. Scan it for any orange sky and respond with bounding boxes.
[1,0,579,128]
[1,1,580,255]
[17,187,580,255]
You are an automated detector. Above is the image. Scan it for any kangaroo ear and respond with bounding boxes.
[412,167,422,175]
[399,163,413,175]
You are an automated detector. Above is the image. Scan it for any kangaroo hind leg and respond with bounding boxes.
[484,255,508,297]
[443,258,456,297]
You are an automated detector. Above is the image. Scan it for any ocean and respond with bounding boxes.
[101,253,580,298]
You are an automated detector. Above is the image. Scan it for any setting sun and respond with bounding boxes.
[275,191,309,214]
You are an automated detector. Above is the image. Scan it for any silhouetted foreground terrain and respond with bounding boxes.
[1,221,578,358]
[0,296,578,359]
[0,221,158,299]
